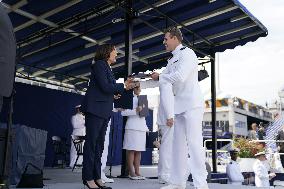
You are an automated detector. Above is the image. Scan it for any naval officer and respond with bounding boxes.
[151,27,208,189]
[253,151,276,187]
[226,149,244,185]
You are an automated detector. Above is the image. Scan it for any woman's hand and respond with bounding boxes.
[125,77,134,90]
[114,94,121,99]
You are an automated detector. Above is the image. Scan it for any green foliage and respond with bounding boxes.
[234,137,265,158]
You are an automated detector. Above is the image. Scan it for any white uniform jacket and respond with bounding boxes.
[157,71,174,126]
[253,159,270,187]
[226,160,244,185]
[160,44,204,114]
[121,94,148,132]
[71,113,85,136]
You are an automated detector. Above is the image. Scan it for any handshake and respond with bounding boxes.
[124,77,140,90]
[124,71,160,90]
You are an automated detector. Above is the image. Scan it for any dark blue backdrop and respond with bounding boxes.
[0,82,153,166]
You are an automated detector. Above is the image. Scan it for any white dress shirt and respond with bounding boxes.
[121,94,148,132]
[226,160,244,185]
[71,113,85,136]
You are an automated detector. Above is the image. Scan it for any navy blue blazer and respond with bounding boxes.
[81,60,124,119]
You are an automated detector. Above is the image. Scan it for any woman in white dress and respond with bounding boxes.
[121,86,148,180]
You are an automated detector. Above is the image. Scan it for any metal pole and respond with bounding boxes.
[120,0,133,177]
[125,0,133,76]
[210,54,217,173]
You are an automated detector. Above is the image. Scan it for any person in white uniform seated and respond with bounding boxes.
[70,105,86,168]
[226,149,244,185]
[253,151,276,187]
[157,75,174,184]
[121,86,149,180]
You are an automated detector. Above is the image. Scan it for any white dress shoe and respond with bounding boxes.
[101,174,114,183]
[159,178,167,184]
[137,175,146,180]
[194,187,209,189]
[160,184,185,189]
[129,175,140,180]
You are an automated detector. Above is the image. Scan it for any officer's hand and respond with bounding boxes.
[166,118,174,127]
[153,140,160,148]
[150,72,159,81]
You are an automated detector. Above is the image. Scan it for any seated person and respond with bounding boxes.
[70,105,85,168]
[226,149,244,185]
[253,151,276,187]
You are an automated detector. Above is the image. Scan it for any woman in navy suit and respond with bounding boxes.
[81,44,133,189]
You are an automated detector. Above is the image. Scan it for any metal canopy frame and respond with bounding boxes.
[3,0,268,173]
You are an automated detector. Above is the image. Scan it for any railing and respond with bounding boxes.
[204,139,284,161]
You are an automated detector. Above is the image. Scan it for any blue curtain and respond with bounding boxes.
[0,83,153,166]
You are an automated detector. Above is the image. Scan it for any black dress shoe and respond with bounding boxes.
[83,180,99,189]
[94,180,112,189]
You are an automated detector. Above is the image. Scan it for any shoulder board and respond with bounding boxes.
[168,55,173,61]
[173,60,178,64]
[180,46,188,51]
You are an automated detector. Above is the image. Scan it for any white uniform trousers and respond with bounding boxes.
[169,107,207,188]
[158,124,174,182]
[101,120,111,175]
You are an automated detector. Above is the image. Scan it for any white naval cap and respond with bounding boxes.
[254,151,266,157]
[75,105,81,108]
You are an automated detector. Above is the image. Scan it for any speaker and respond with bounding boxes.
[0,4,17,97]
[0,128,14,179]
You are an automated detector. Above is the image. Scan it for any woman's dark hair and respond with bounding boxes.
[94,44,115,61]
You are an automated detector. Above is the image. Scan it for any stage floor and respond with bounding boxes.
[9,165,272,189]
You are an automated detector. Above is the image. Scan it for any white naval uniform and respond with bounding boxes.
[101,107,118,182]
[121,94,149,151]
[226,160,244,185]
[160,44,207,188]
[253,159,270,187]
[101,120,111,178]
[157,72,175,182]
[70,113,86,167]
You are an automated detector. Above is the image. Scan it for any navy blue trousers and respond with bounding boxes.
[82,113,109,181]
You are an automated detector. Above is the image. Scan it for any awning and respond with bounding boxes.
[3,0,268,87]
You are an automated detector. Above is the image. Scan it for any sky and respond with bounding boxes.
[199,0,284,106]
